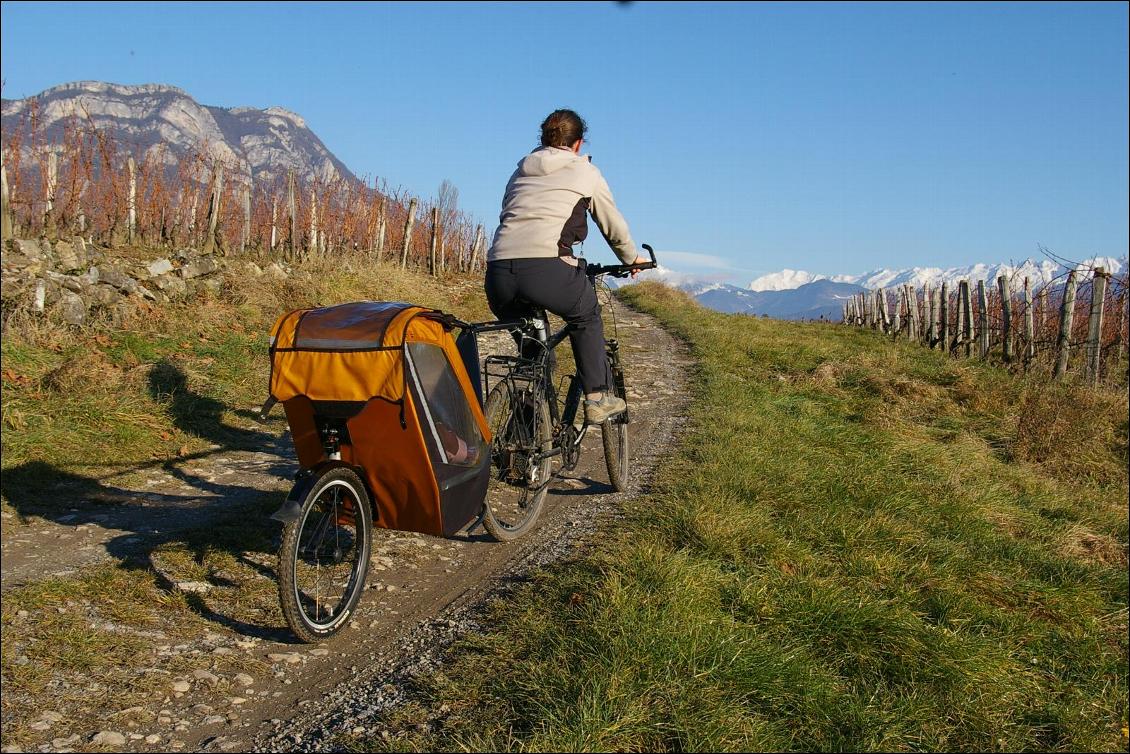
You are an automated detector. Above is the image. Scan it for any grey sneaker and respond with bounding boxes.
[584,393,626,425]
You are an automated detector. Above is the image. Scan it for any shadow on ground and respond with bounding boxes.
[1,359,300,640]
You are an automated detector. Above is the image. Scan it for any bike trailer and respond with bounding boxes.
[266,301,491,537]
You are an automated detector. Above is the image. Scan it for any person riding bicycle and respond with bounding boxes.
[485,108,648,425]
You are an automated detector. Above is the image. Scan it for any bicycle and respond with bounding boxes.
[268,246,656,641]
[467,245,657,541]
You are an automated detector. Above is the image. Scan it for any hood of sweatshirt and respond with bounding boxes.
[516,146,587,177]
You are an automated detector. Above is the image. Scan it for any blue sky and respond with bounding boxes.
[2,1,1127,284]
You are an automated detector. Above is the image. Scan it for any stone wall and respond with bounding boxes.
[1,237,287,328]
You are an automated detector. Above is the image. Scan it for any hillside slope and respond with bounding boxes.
[369,284,1129,752]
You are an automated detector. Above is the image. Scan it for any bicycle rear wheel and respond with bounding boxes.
[482,382,553,542]
[602,377,630,492]
[277,467,372,643]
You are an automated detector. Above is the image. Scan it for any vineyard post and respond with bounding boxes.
[270,195,278,252]
[45,151,59,239]
[1037,288,1048,341]
[376,197,387,264]
[287,171,297,261]
[925,283,935,345]
[471,224,485,272]
[441,236,448,274]
[998,275,1012,363]
[2,162,14,242]
[1023,277,1035,364]
[891,289,901,337]
[241,181,251,256]
[977,279,989,359]
[1085,267,1107,385]
[1053,269,1077,380]
[960,280,973,357]
[906,285,918,339]
[308,187,319,258]
[1114,291,1126,364]
[429,206,439,276]
[952,282,965,354]
[76,179,87,235]
[935,281,944,352]
[126,156,136,245]
[202,160,224,256]
[400,197,418,269]
[917,285,928,342]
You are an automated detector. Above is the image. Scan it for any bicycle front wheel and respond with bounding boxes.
[602,378,630,492]
[482,383,553,542]
[277,467,372,643]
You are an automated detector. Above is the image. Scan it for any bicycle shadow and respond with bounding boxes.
[1,359,301,641]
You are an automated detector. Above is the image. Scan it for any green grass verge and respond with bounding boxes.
[366,282,1128,752]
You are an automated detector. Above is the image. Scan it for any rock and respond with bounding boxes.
[98,265,138,294]
[34,279,46,311]
[55,240,82,272]
[180,257,219,279]
[57,291,87,326]
[147,258,174,277]
[192,704,215,715]
[13,238,42,259]
[175,581,211,594]
[243,261,263,276]
[30,720,53,731]
[192,669,221,687]
[308,648,330,657]
[51,735,81,749]
[263,262,287,280]
[203,715,227,725]
[267,652,303,665]
[90,731,126,748]
[87,284,121,307]
[171,679,191,693]
[144,735,162,745]
[200,276,224,294]
[232,673,254,687]
[79,266,99,286]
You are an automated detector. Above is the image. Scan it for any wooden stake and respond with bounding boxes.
[1053,270,1077,380]
[400,197,418,268]
[998,275,1013,362]
[977,279,989,359]
[1,163,12,242]
[1086,268,1107,385]
[1023,277,1035,363]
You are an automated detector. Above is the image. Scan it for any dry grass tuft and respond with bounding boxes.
[1012,380,1130,486]
[39,349,124,393]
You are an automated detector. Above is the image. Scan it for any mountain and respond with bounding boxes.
[691,279,866,320]
[1,81,357,187]
[749,256,1126,293]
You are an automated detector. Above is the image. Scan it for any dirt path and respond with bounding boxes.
[0,305,690,754]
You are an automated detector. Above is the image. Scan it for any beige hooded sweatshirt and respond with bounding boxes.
[487,147,638,264]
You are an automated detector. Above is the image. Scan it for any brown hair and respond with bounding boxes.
[540,109,587,148]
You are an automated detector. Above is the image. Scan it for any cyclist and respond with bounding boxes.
[485,108,647,425]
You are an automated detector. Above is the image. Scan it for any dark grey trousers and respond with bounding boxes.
[485,258,608,393]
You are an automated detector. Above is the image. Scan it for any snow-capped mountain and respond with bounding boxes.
[693,279,866,320]
[749,257,1126,293]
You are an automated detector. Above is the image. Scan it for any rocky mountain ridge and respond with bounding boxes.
[1,81,357,187]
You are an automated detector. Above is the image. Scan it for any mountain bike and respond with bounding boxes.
[464,245,657,541]
[269,246,656,640]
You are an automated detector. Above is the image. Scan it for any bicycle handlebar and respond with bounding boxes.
[585,243,657,279]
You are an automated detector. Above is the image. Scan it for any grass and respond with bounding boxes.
[364,282,1129,752]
